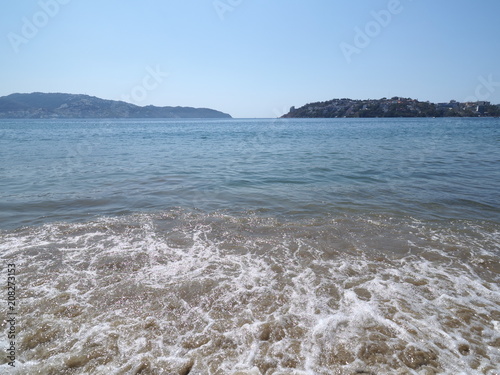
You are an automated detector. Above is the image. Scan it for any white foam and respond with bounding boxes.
[1,212,499,373]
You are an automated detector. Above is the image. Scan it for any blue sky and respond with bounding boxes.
[1,0,499,118]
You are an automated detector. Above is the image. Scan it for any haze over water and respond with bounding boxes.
[1,118,499,374]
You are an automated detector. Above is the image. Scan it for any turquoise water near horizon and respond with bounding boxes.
[1,117,499,229]
[0,118,499,374]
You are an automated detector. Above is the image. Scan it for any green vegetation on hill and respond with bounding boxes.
[282,97,500,118]
[0,92,232,119]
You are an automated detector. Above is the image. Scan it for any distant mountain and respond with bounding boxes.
[282,97,500,118]
[0,93,232,119]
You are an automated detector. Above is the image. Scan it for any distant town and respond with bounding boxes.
[282,97,500,118]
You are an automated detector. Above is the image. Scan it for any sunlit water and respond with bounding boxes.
[0,118,499,374]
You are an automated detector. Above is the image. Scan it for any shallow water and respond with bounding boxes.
[0,118,499,374]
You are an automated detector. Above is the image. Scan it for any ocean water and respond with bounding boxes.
[0,118,499,374]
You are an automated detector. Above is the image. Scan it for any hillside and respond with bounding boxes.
[282,97,500,118]
[0,93,232,119]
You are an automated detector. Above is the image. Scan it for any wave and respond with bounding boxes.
[1,210,499,374]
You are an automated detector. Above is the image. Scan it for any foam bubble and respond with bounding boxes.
[1,211,499,374]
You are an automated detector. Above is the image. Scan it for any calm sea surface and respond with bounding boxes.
[0,118,499,374]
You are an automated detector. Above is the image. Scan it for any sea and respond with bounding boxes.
[0,117,499,375]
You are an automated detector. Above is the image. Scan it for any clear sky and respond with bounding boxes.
[1,0,499,118]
